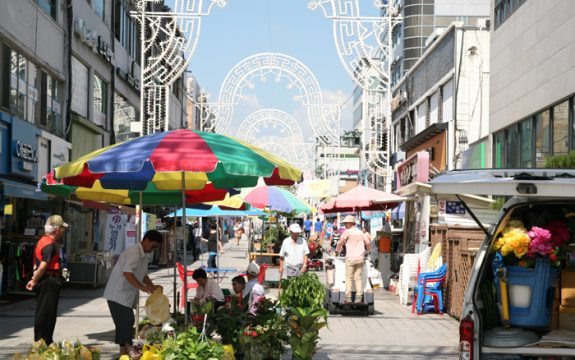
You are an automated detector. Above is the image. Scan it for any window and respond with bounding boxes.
[552,100,569,157]
[114,0,140,61]
[71,57,89,118]
[519,118,533,168]
[493,131,505,168]
[45,74,64,135]
[93,73,108,126]
[5,48,37,123]
[506,125,519,168]
[494,0,526,29]
[571,99,575,151]
[113,92,136,143]
[1,44,10,108]
[535,110,550,168]
[37,0,58,21]
[93,0,105,20]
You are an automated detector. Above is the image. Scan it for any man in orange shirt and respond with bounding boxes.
[336,215,371,303]
[26,215,69,344]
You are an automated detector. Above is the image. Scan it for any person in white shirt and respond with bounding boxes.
[104,230,164,358]
[243,262,265,315]
[279,223,310,278]
[192,268,225,309]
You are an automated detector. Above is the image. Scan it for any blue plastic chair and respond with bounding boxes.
[411,263,448,314]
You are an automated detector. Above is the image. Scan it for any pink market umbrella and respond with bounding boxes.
[320,185,406,213]
[243,186,311,214]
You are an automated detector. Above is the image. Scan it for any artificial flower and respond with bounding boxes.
[527,226,553,257]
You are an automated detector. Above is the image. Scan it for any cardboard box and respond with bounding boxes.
[561,270,575,307]
[559,306,575,330]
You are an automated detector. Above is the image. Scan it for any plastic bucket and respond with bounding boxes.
[503,259,559,328]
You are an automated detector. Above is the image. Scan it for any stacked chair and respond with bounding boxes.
[411,263,448,314]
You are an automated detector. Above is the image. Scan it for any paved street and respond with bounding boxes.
[0,237,458,359]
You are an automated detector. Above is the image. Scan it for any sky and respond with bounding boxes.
[164,0,381,167]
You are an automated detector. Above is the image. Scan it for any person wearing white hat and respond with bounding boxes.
[336,215,371,303]
[26,215,69,345]
[243,262,265,315]
[279,223,310,278]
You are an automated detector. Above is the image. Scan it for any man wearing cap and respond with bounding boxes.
[279,223,310,278]
[336,215,371,303]
[243,262,265,315]
[26,215,68,344]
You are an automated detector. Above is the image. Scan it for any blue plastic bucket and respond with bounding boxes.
[504,259,559,328]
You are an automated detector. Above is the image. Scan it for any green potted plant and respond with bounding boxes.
[278,273,328,360]
[287,306,328,360]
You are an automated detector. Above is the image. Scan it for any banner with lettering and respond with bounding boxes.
[104,214,128,255]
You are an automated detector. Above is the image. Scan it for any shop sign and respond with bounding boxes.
[74,18,114,65]
[16,140,38,162]
[104,214,127,255]
[396,151,430,190]
[11,117,40,178]
[446,201,465,215]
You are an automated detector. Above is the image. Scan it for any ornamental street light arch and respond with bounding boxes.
[133,0,226,135]
[201,52,341,147]
[309,0,402,190]
[236,109,316,173]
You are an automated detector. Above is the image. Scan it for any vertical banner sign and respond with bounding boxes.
[104,214,127,255]
[125,215,137,248]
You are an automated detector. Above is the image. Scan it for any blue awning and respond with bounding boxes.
[1,179,48,201]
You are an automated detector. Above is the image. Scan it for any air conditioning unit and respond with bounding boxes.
[477,18,490,29]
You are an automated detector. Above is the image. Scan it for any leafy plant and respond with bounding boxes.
[13,339,101,360]
[160,326,224,360]
[544,151,575,168]
[287,306,328,360]
[279,272,325,309]
[211,297,247,349]
[237,298,288,360]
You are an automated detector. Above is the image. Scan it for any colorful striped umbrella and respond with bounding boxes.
[242,186,312,214]
[40,173,239,206]
[53,129,302,190]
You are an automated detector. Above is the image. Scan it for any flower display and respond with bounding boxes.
[493,220,530,259]
[494,218,572,268]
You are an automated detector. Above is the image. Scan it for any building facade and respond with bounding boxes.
[386,0,491,87]
[489,0,575,169]
[391,22,490,252]
[0,0,187,296]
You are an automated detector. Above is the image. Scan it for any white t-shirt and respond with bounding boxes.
[279,236,310,270]
[104,243,149,308]
[195,278,225,303]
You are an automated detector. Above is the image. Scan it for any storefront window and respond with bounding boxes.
[535,110,550,168]
[553,100,569,156]
[494,131,505,168]
[71,56,88,118]
[505,125,519,168]
[519,118,533,168]
[113,92,136,143]
[93,0,105,20]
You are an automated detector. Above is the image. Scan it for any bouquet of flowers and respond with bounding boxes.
[493,219,571,268]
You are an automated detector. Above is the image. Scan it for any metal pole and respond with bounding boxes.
[139,3,146,135]
[172,206,178,316]
[181,172,188,327]
[135,191,142,338]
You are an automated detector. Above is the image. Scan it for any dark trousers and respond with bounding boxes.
[107,300,135,346]
[208,254,217,269]
[34,275,61,344]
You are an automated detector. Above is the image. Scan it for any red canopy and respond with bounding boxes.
[320,185,406,214]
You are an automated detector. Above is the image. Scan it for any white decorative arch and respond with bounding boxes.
[134,0,226,134]
[236,109,315,172]
[309,0,403,181]
[202,52,341,146]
